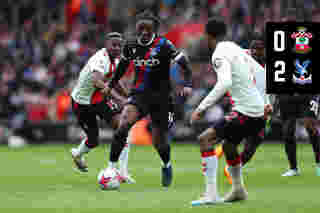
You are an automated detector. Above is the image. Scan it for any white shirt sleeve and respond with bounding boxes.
[90,50,110,75]
[196,58,232,112]
[92,58,107,74]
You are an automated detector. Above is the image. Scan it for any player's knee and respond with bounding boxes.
[150,125,168,151]
[113,123,132,145]
[282,119,296,141]
[198,128,216,151]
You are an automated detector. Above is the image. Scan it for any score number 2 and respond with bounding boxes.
[273,30,286,82]
[274,61,285,82]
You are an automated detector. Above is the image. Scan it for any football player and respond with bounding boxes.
[70,32,129,174]
[190,17,266,205]
[103,11,193,187]
[223,33,273,184]
[278,8,320,177]
[118,95,177,184]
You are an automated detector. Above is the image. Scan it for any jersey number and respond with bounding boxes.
[168,112,174,123]
[310,100,319,116]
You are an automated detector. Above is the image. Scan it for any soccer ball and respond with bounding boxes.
[98,168,121,190]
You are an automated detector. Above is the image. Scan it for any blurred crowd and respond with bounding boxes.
[0,0,320,141]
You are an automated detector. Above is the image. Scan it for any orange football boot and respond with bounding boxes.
[224,165,232,185]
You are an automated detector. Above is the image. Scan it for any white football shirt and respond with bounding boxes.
[71,48,119,105]
[243,49,270,106]
[197,41,265,117]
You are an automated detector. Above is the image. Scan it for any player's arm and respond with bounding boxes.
[115,80,130,98]
[166,39,192,87]
[92,70,126,102]
[92,71,107,89]
[174,53,193,87]
[110,79,130,105]
[196,58,232,113]
[110,88,127,104]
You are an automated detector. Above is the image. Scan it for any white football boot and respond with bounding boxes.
[191,194,223,206]
[223,186,248,202]
[281,169,300,177]
[71,148,88,172]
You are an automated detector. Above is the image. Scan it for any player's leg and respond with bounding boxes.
[95,99,135,183]
[303,96,320,175]
[279,96,300,176]
[223,139,247,202]
[281,118,299,176]
[303,117,320,174]
[302,97,320,175]
[71,101,100,172]
[222,113,264,202]
[149,96,172,187]
[108,103,140,170]
[240,129,264,167]
[117,115,143,184]
[191,127,222,206]
[224,133,264,185]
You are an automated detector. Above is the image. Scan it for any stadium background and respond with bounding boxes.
[0,0,320,146]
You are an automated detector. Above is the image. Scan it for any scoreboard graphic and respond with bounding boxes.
[266,22,320,94]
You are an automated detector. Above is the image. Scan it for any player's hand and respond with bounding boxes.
[101,85,112,96]
[180,87,192,97]
[176,86,192,97]
[190,109,205,125]
[264,104,273,119]
[118,97,128,107]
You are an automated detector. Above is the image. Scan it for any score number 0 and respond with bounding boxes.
[273,30,285,82]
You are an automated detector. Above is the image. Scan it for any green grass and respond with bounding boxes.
[0,143,319,213]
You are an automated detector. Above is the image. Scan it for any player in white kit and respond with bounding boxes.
[70,32,129,175]
[223,34,273,184]
[190,18,266,205]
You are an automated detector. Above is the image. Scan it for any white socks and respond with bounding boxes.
[77,137,90,156]
[201,151,218,199]
[119,143,130,176]
[229,164,244,190]
[108,161,117,169]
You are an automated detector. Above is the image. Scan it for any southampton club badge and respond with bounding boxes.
[292,59,312,85]
[291,27,313,54]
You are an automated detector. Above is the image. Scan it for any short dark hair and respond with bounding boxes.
[135,10,161,30]
[206,17,227,38]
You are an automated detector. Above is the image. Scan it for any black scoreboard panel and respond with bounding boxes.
[266,22,320,94]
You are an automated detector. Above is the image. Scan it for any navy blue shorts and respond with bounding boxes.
[127,92,169,130]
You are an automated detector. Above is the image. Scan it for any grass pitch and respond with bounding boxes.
[0,142,319,213]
